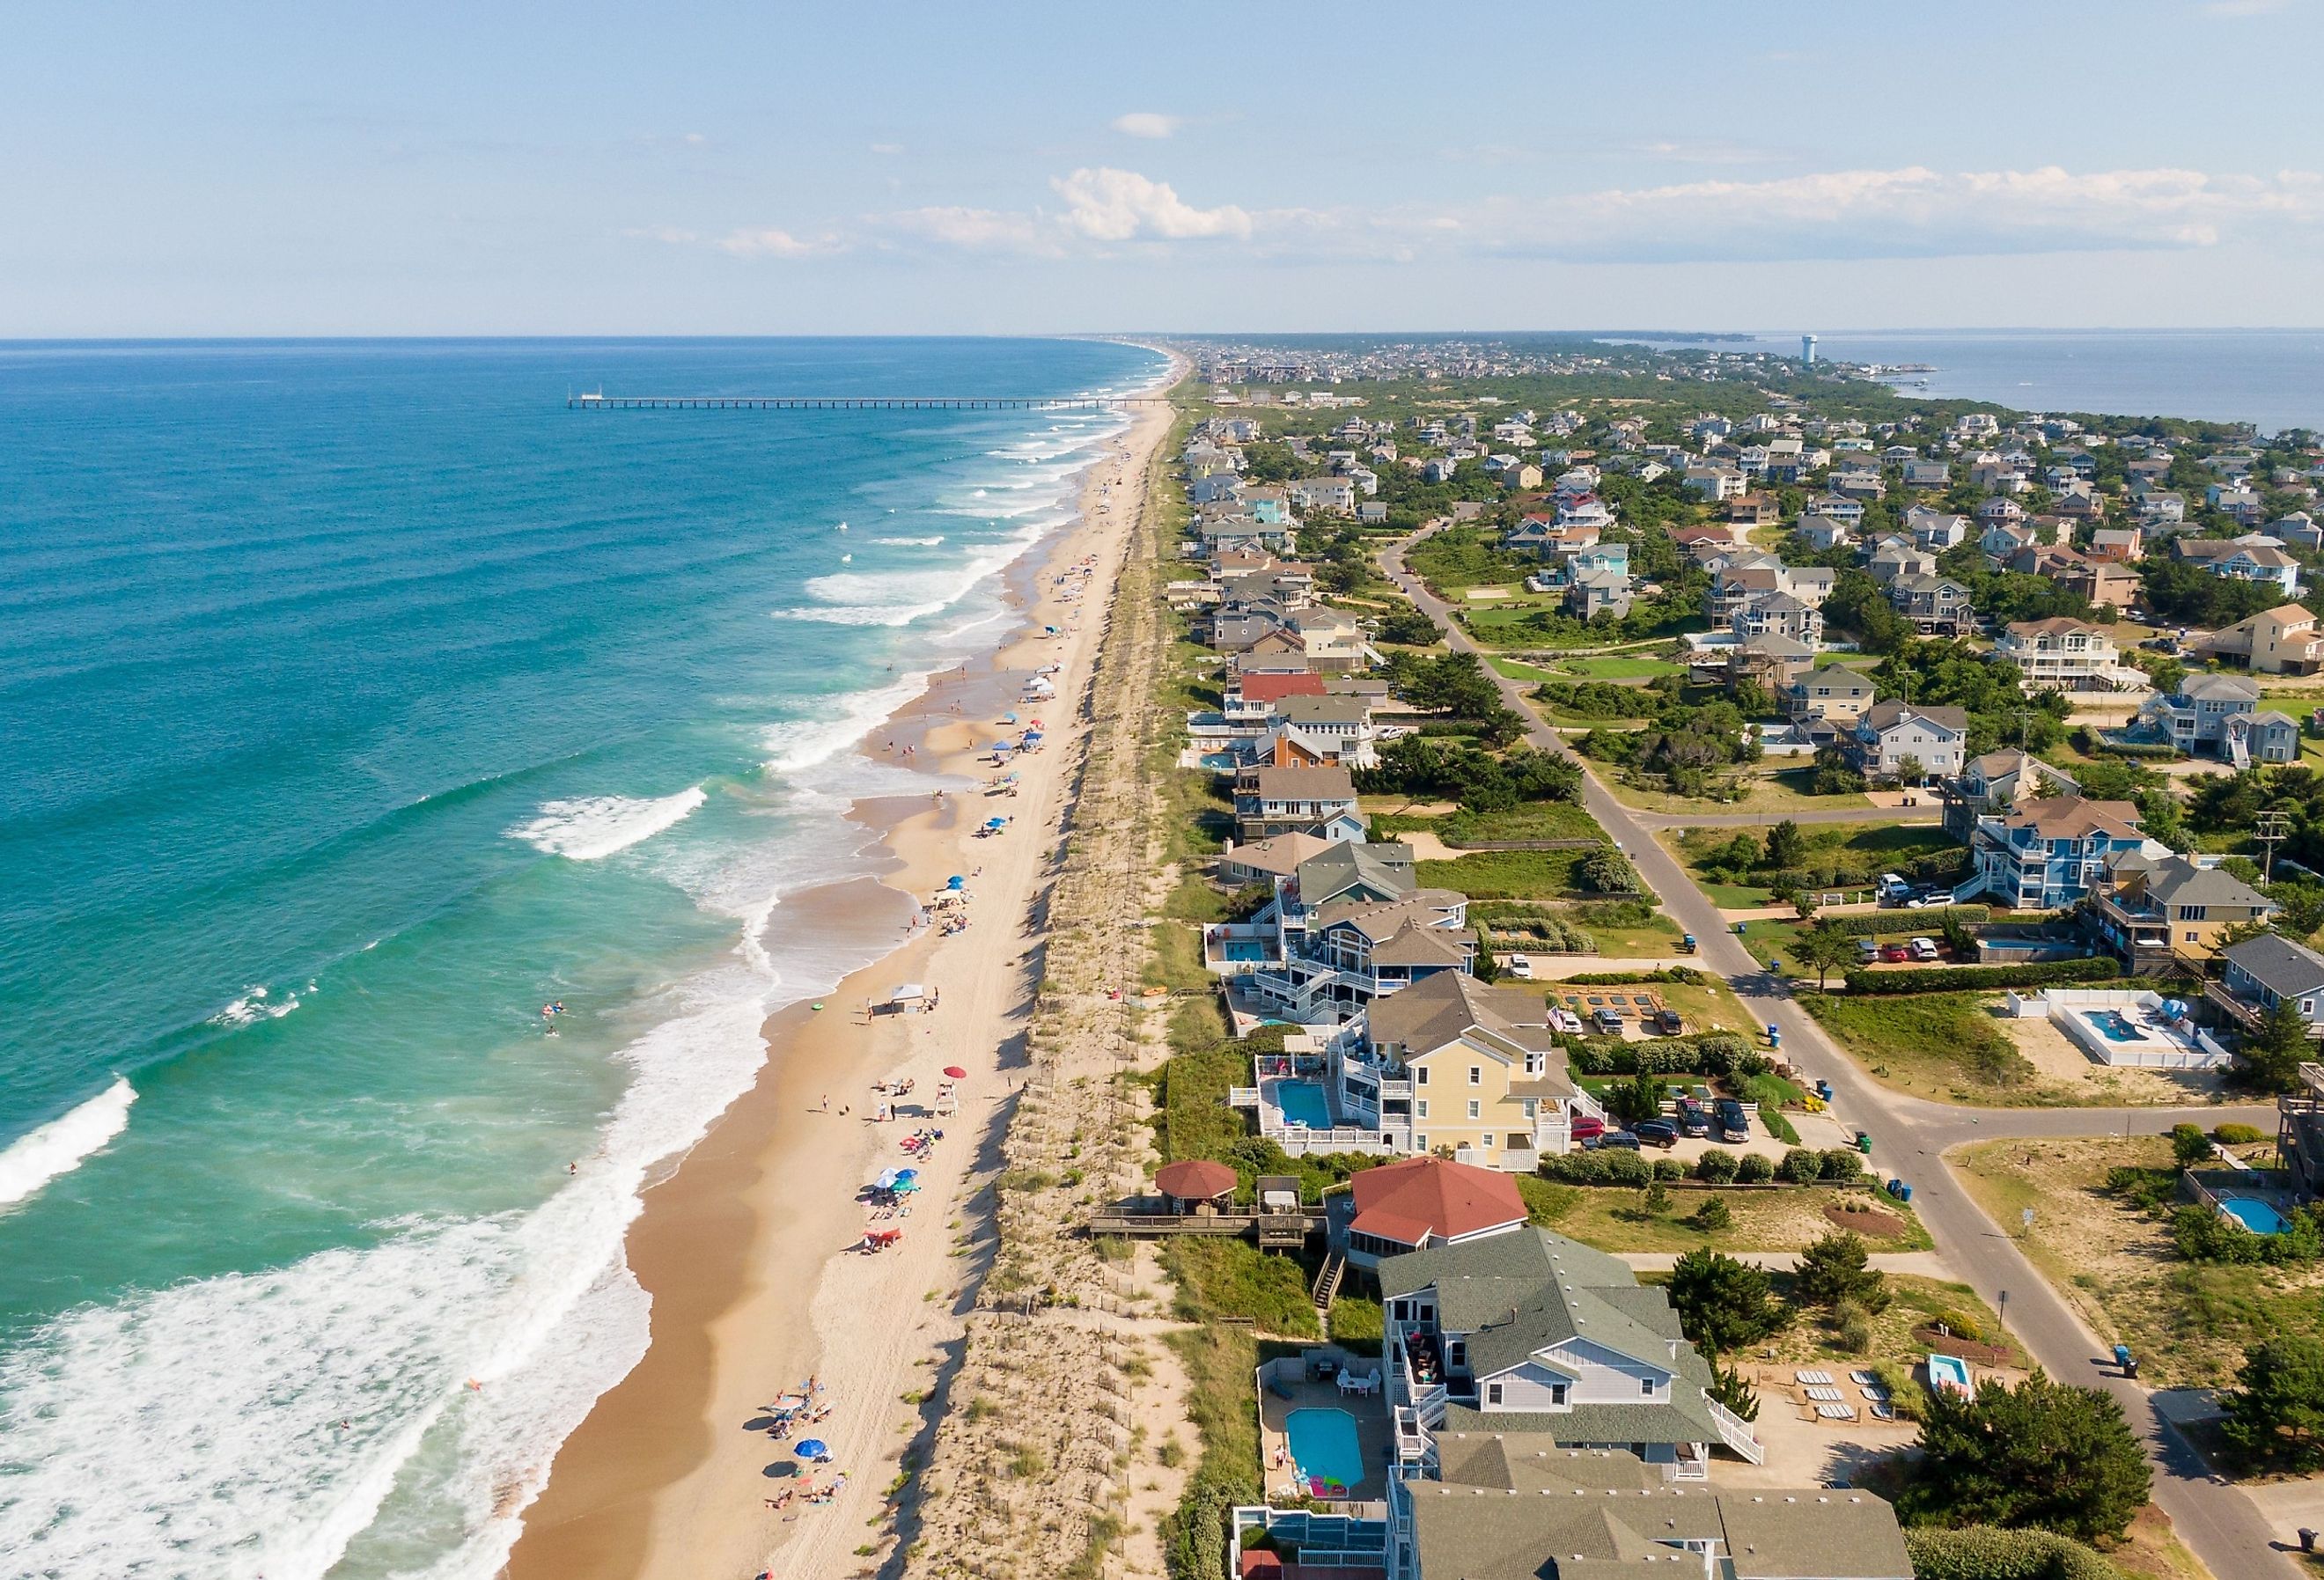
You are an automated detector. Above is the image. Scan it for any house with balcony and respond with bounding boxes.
[1967,796,2150,911]
[1730,591,1822,645]
[1845,700,1967,783]
[1991,616,2142,692]
[2118,673,2266,761]
[1240,889,1474,1026]
[1886,573,1975,636]
[1258,693,1384,768]
[1337,973,1594,1172]
[2196,604,2324,675]
[1904,504,1970,550]
[1378,1228,1764,1494]
[1940,748,2078,841]
[1333,1154,1528,1269]
[1234,764,1364,841]
[2207,932,2324,1041]
[1864,535,1935,586]
[2092,851,2277,971]
[2178,536,2301,594]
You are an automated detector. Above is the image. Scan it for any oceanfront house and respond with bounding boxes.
[2195,603,2324,675]
[1843,700,1967,783]
[1337,974,1600,1171]
[2091,850,2278,970]
[1239,890,1474,1025]
[1215,831,1335,887]
[1334,1154,1529,1268]
[2208,932,2324,1040]
[1187,473,1243,507]
[1782,664,1874,727]
[1885,573,1975,636]
[1967,796,2150,911]
[2176,535,2301,594]
[1291,606,1375,672]
[1258,693,1384,768]
[1938,748,2079,841]
[1989,616,2140,692]
[2122,672,2284,763]
[1245,488,1291,525]
[1225,668,1327,723]
[1234,764,1364,841]
[1197,514,1295,556]
[1378,1228,1765,1486]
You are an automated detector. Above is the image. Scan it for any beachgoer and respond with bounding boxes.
[821,1095,829,1113]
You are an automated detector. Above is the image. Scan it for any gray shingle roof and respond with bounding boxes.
[2225,932,2324,999]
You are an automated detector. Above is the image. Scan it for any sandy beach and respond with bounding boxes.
[505,365,1180,1580]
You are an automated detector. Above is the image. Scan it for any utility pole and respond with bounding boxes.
[2257,810,2291,886]
[2013,706,2036,750]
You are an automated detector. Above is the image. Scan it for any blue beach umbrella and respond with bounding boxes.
[895,1168,919,1181]
[794,1439,829,1459]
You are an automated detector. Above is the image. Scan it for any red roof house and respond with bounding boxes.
[1343,1156,1526,1266]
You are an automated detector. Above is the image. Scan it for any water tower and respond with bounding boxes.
[1801,334,1818,365]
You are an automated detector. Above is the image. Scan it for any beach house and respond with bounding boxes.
[1332,1154,1529,1269]
[1234,764,1364,841]
[2091,851,2277,969]
[1967,796,2150,910]
[1885,573,1975,636]
[1990,616,2139,692]
[2196,604,2324,675]
[1939,748,2079,840]
[2126,672,2266,761]
[2177,536,2301,594]
[1338,973,1599,1171]
[1783,664,1875,728]
[1844,700,1967,783]
[2208,932,2324,1040]
[1379,1228,1764,1484]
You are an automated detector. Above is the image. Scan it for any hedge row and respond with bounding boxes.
[1836,956,2119,996]
[1540,1147,1864,1187]
[1561,966,1706,987]
[1567,1033,1765,1078]
[1798,907,1991,937]
[1901,1525,2120,1580]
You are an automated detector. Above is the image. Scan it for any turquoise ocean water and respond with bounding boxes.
[0,336,1165,1577]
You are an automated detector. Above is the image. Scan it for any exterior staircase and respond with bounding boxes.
[1312,1247,1347,1314]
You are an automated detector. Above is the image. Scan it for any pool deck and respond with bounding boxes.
[1260,1378,1392,1504]
[1263,1077,1335,1132]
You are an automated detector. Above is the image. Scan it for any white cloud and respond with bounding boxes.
[1111,112,1181,140]
[624,225,701,245]
[870,142,904,155]
[1050,167,1251,241]
[887,206,1054,254]
[683,132,706,146]
[713,226,841,259]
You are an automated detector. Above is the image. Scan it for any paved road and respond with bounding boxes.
[1623,806,1944,830]
[1382,527,2297,1577]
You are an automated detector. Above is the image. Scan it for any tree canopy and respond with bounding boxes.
[1666,1249,1790,1355]
[1895,1372,2151,1544]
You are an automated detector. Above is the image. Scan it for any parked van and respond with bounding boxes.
[1908,937,1941,962]
[1712,1098,1751,1143]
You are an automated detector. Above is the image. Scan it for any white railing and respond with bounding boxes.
[1228,1087,1261,1108]
[1707,1396,1764,1464]
[1658,1454,1710,1482]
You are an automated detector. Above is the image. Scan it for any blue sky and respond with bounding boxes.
[6,0,2321,334]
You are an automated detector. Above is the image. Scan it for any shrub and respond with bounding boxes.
[1796,906,1992,938]
[2170,1122,2212,1169]
[1693,1197,1733,1231]
[1901,1526,2122,1580]
[1641,1180,1673,1216]
[1834,1299,1874,1356]
[1927,1307,1984,1343]
[1326,1297,1384,1356]
[1838,958,2118,996]
[1735,1152,1776,1184]
[1776,1148,1823,1184]
[1654,1157,1687,1180]
[1818,1146,1867,1181]
[2215,1122,2265,1146]
[1694,1150,1740,1184]
[1539,1149,1656,1187]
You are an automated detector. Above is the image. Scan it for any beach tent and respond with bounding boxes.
[887,984,927,1014]
[947,875,966,891]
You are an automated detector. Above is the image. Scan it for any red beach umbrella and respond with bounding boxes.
[942,1066,967,1079]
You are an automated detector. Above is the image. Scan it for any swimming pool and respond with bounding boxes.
[1275,1081,1334,1129]
[1926,1354,1975,1399]
[2222,1196,2290,1234]
[1284,1407,1365,1493]
[2089,1010,2142,1042]
[1221,941,1268,962]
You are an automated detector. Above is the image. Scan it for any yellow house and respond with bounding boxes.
[1342,974,1600,1172]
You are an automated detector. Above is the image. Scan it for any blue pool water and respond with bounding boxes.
[2223,1197,2290,1235]
[1284,1407,1365,1491]
[1223,942,1267,962]
[1275,1081,1334,1128]
[2090,1010,2142,1042]
[1927,1354,1974,1396]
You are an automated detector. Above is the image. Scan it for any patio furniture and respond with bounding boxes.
[1804,1385,1845,1402]
[1814,1403,1857,1421]
[1849,1370,1879,1386]
[1869,1402,1898,1422]
[1794,1370,1835,1385]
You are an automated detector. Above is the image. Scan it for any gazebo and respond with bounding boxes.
[1154,1158,1239,1215]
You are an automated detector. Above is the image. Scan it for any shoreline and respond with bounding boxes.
[504,358,1180,1580]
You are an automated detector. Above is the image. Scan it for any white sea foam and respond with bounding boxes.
[0,1077,136,1210]
[771,599,952,628]
[871,534,944,546]
[210,982,307,1027]
[761,669,936,775]
[509,788,707,860]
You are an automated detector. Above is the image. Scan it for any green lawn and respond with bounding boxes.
[1374,801,1607,847]
[1487,655,1563,683]
[1669,820,1960,908]
[1602,764,1875,816]
[1416,848,1592,900]
[1797,990,2068,1106]
[1515,1175,1932,1254]
[1548,654,1685,681]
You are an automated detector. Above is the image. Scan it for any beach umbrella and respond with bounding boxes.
[1001,712,1018,724]
[894,1168,919,1180]
[990,740,1012,753]
[794,1439,828,1459]
[947,875,966,891]
[875,1169,900,1189]
[943,1065,967,1079]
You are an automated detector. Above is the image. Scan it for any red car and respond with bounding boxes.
[1570,1115,1607,1143]
[1878,943,1913,963]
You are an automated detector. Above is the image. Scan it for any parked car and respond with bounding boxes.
[1675,1100,1710,1138]
[1595,1129,1643,1150]
[1712,1098,1751,1143]
[1591,1007,1626,1034]
[1879,942,1913,963]
[1632,1119,1680,1150]
[1908,937,1941,962]
[1507,954,1534,980]
[1876,872,1912,906]
[1569,1114,1606,1143]
[1550,1008,1586,1036]
[1651,1007,1685,1035]
[1856,938,1880,964]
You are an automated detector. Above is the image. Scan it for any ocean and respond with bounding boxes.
[0,336,1166,1578]
[1659,328,2324,435]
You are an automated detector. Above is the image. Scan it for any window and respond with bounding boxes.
[1467,1100,1481,1120]
[1447,1340,1466,1368]
[1640,1377,1656,1397]
[1467,1065,1482,1086]
[1415,1135,1427,1150]
[1485,1381,1503,1406]
[1416,1101,1430,1120]
[2185,931,2199,944]
[1416,1068,1429,1086]
[1550,1383,1569,1406]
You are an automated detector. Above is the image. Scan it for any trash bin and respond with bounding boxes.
[2299,1528,2316,1554]
[1856,1130,1872,1156]
[1816,1079,1834,1102]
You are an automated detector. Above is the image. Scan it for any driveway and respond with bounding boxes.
[1381,525,2300,1576]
